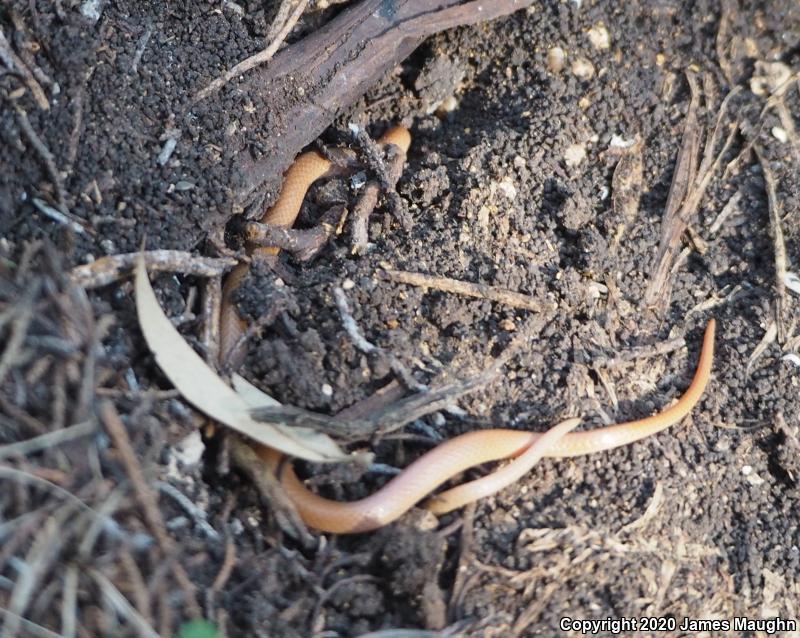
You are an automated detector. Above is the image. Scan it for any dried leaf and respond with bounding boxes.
[134,256,346,462]
[231,373,280,408]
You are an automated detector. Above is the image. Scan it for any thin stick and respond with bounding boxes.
[0,27,48,109]
[221,303,286,373]
[98,402,169,547]
[210,537,237,594]
[1,515,64,638]
[332,287,376,354]
[201,276,222,365]
[154,481,220,541]
[13,106,74,217]
[118,550,153,628]
[0,609,60,638]
[376,269,545,311]
[645,80,739,310]
[90,570,160,638]
[0,289,34,387]
[349,124,410,229]
[130,24,153,73]
[644,72,702,307]
[8,11,53,90]
[243,204,345,260]
[755,146,790,342]
[350,182,379,254]
[447,503,476,621]
[0,420,95,460]
[65,67,95,175]
[71,251,238,289]
[60,565,78,638]
[335,380,405,422]
[264,0,297,45]
[194,0,309,102]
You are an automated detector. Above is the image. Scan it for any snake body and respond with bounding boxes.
[257,320,714,533]
[220,126,412,364]
[221,125,716,534]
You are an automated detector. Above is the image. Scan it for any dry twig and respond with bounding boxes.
[12,106,79,224]
[0,27,48,109]
[351,137,410,252]
[0,284,36,387]
[715,0,737,86]
[754,146,791,342]
[154,481,220,541]
[335,380,406,421]
[351,182,380,254]
[644,74,740,311]
[90,570,160,638]
[609,136,644,251]
[377,269,546,312]
[60,565,77,638]
[447,503,476,622]
[244,204,346,261]
[349,124,411,230]
[0,420,95,460]
[71,251,238,289]
[119,550,154,629]
[210,537,237,595]
[0,512,66,638]
[251,329,524,439]
[201,275,223,365]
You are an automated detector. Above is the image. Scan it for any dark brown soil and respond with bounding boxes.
[2,1,800,637]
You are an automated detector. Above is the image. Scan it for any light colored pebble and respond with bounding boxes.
[564,143,587,167]
[587,23,610,50]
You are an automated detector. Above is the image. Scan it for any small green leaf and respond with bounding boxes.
[177,620,217,638]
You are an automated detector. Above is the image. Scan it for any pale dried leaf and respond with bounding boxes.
[134,256,346,462]
[231,373,280,408]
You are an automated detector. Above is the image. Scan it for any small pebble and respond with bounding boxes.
[571,57,595,80]
[587,23,610,50]
[435,95,459,118]
[495,177,517,200]
[499,318,516,331]
[771,126,788,143]
[547,46,566,73]
[564,143,587,167]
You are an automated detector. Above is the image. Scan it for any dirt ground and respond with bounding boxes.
[2,0,800,636]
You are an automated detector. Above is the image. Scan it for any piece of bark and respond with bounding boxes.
[229,0,535,213]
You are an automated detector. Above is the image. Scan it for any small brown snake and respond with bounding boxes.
[221,125,716,534]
